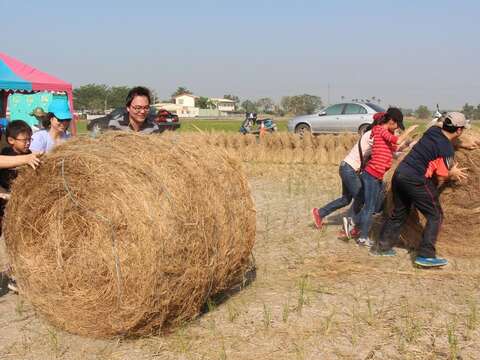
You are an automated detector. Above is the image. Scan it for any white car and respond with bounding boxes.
[287,102,385,134]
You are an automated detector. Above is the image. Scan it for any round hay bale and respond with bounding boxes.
[4,132,256,338]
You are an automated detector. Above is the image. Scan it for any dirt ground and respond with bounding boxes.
[1,162,480,360]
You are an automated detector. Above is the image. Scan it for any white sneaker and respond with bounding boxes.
[343,217,356,238]
[357,237,374,248]
[342,217,352,239]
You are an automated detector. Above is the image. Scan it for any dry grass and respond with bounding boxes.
[177,132,358,165]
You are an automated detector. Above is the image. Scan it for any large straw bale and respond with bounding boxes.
[4,132,256,338]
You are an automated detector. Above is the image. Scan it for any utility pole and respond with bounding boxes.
[327,83,330,105]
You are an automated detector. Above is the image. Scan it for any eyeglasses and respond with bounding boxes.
[57,118,71,123]
[130,105,150,112]
[14,137,32,143]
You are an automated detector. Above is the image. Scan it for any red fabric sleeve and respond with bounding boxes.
[425,157,450,178]
[379,127,398,144]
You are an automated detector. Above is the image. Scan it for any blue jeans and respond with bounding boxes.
[354,171,383,239]
[319,162,362,218]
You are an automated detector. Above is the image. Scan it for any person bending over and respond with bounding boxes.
[372,112,468,267]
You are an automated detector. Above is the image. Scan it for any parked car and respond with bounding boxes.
[87,108,180,132]
[287,102,385,135]
[154,109,180,131]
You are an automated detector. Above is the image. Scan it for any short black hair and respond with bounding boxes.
[41,112,55,129]
[6,120,32,139]
[125,86,151,107]
[442,118,463,133]
[376,107,404,130]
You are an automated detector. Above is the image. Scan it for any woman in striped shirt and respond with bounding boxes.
[352,108,417,246]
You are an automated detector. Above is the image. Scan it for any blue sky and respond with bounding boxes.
[2,0,479,109]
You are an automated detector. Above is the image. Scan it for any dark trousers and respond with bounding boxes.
[379,170,443,258]
[319,161,362,218]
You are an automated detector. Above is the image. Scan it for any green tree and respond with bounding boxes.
[462,103,475,119]
[195,96,215,109]
[415,105,431,119]
[241,100,257,113]
[473,104,480,120]
[73,84,109,112]
[107,86,130,108]
[281,94,322,115]
[256,97,275,114]
[171,86,192,98]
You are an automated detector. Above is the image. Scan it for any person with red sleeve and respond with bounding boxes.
[372,112,468,267]
[351,108,417,246]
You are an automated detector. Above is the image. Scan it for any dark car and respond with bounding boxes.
[87,108,180,132]
[154,109,180,131]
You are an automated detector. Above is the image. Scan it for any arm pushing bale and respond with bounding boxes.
[4,132,256,338]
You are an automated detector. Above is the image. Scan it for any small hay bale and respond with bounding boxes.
[4,132,256,338]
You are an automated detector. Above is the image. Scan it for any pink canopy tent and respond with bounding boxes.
[0,52,76,135]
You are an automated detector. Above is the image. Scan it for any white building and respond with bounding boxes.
[160,94,237,118]
[209,98,236,113]
[166,94,199,117]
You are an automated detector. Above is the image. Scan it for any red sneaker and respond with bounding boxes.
[350,227,360,239]
[311,208,323,229]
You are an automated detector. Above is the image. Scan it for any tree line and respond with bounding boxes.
[73,84,324,116]
[461,103,480,120]
[74,84,473,119]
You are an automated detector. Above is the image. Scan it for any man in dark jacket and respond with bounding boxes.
[372,112,469,267]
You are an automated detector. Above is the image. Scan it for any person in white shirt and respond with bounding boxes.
[30,98,71,153]
[311,128,373,231]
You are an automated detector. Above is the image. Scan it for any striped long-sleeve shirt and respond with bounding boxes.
[364,125,398,180]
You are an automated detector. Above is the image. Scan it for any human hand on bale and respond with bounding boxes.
[449,162,468,181]
[397,125,419,150]
[25,153,43,170]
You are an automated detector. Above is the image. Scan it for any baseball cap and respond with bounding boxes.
[386,107,405,130]
[48,98,72,120]
[444,112,470,129]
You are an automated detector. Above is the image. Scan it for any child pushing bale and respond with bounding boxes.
[4,132,256,338]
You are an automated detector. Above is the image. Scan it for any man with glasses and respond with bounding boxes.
[108,86,161,134]
[372,112,469,267]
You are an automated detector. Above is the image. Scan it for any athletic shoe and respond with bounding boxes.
[342,217,360,239]
[7,280,18,293]
[350,226,360,239]
[312,208,323,229]
[342,216,352,239]
[414,256,448,267]
[370,247,397,257]
[357,237,374,247]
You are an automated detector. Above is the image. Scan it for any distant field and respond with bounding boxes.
[179,117,289,133]
[75,117,478,135]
